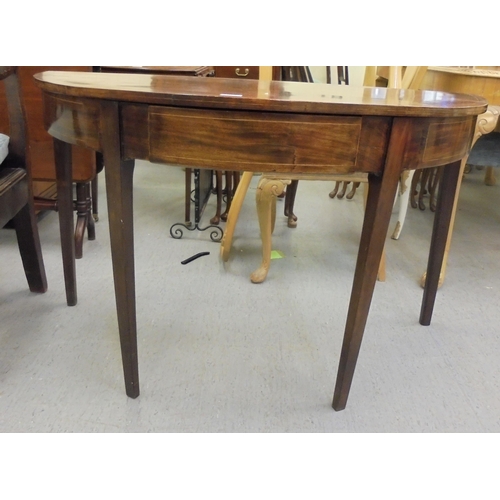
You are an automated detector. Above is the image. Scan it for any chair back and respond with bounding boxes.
[0,66,95,183]
[0,66,29,170]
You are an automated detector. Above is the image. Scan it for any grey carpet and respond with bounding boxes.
[468,132,500,167]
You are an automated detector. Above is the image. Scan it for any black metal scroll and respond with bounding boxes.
[169,168,223,242]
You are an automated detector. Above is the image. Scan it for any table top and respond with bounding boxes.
[34,71,487,117]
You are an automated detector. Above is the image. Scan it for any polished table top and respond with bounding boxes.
[34,71,487,411]
[35,70,486,116]
[422,66,500,133]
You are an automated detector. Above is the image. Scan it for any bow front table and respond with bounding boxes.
[34,71,487,410]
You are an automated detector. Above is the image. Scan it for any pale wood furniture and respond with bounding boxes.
[334,67,429,241]
[0,67,47,294]
[209,67,279,225]
[421,67,500,123]
[269,67,350,227]
[34,71,485,411]
[421,67,500,186]
[222,67,428,284]
[277,67,353,227]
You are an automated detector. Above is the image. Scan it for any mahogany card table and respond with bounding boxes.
[34,71,486,410]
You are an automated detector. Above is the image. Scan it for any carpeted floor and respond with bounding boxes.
[468,132,500,167]
[1,160,500,432]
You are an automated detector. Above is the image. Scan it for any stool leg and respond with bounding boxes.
[210,170,223,225]
[91,175,99,221]
[74,182,88,259]
[221,171,232,222]
[284,179,299,228]
[86,182,96,241]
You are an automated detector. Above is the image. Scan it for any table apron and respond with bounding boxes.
[121,104,391,174]
[42,94,476,173]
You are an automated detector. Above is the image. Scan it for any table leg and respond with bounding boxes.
[419,158,466,289]
[101,101,139,398]
[419,160,462,326]
[53,138,77,306]
[332,118,410,411]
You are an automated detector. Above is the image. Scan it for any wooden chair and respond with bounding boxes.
[0,67,47,293]
[0,66,97,260]
[284,67,427,235]
[210,170,241,225]
[249,67,349,228]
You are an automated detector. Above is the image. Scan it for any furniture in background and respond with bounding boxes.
[96,67,280,239]
[329,67,428,241]
[221,67,427,284]
[214,66,280,81]
[95,66,214,77]
[35,70,486,411]
[411,68,500,214]
[219,66,352,242]
[467,131,500,180]
[95,66,223,240]
[415,67,500,288]
[0,67,47,294]
[268,67,349,227]
[208,67,281,226]
[276,67,315,228]
[0,66,96,259]
[421,67,500,186]
[418,105,500,288]
[327,66,349,85]
[411,112,500,214]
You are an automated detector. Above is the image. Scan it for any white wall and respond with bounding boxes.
[309,66,366,85]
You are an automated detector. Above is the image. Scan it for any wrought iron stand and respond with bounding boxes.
[169,168,223,242]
